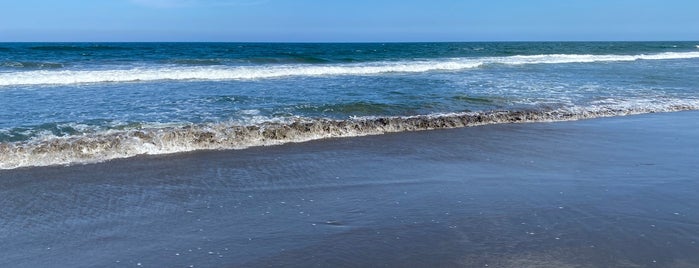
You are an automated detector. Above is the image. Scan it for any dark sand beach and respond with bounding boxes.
[2,111,699,267]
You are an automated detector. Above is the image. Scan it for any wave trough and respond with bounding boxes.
[2,52,698,86]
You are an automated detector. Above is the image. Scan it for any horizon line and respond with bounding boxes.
[1,40,698,43]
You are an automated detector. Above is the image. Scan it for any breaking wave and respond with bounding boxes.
[2,101,698,169]
[2,52,698,86]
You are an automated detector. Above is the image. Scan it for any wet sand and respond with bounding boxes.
[2,111,699,267]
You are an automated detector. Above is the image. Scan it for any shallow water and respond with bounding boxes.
[2,42,699,168]
[1,111,698,267]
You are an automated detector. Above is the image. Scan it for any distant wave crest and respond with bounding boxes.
[166,56,331,66]
[2,100,698,169]
[2,52,699,86]
[28,45,131,52]
[1,61,65,69]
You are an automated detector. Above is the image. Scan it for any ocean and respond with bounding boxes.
[1,42,699,169]
[2,42,699,267]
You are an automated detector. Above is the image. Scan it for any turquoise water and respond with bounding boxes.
[1,42,699,168]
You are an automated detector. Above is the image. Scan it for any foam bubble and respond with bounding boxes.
[1,100,698,170]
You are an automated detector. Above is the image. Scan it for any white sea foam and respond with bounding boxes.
[1,52,699,86]
[0,61,482,86]
[495,52,699,64]
[2,99,699,170]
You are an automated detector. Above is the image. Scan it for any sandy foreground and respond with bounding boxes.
[1,111,698,267]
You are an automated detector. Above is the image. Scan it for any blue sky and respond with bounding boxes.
[1,0,698,42]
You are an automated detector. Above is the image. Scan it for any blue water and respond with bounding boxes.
[1,42,699,168]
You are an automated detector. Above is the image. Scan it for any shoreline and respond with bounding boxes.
[2,111,699,267]
[3,104,699,170]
